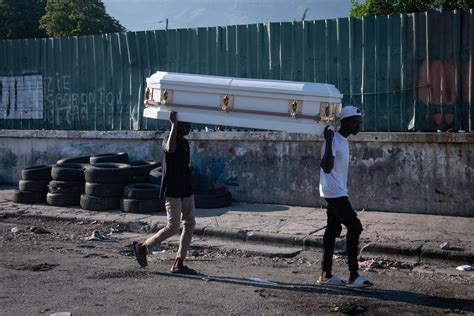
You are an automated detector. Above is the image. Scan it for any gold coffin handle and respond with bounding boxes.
[288,100,303,118]
[160,89,173,105]
[316,102,342,123]
[144,87,154,107]
[221,94,234,111]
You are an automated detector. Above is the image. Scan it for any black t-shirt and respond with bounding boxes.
[160,137,193,198]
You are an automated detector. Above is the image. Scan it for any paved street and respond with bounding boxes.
[1,216,473,315]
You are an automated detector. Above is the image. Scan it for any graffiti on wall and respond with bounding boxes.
[0,75,43,119]
[43,74,123,126]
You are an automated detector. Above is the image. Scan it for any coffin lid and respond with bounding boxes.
[147,71,343,99]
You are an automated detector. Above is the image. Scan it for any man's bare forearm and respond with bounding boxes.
[166,123,178,153]
[320,140,334,173]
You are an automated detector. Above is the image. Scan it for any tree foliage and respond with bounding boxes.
[39,0,125,37]
[0,0,47,39]
[350,0,474,17]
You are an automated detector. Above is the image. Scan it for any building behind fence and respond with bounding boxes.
[0,10,472,132]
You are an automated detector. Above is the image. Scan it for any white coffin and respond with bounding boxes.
[143,71,343,134]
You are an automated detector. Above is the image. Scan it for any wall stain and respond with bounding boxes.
[0,149,18,169]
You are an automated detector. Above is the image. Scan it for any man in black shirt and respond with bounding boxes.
[133,111,196,273]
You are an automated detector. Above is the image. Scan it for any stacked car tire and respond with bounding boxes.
[121,183,165,213]
[11,153,183,213]
[90,152,129,164]
[12,165,52,204]
[80,153,133,211]
[149,166,162,184]
[47,163,87,206]
[130,160,161,183]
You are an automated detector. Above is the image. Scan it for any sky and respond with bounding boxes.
[102,0,353,31]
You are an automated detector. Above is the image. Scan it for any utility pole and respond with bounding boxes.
[165,18,168,31]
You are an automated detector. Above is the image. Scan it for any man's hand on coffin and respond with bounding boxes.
[169,111,178,125]
[323,126,334,142]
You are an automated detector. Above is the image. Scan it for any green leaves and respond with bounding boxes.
[0,0,47,39]
[0,0,125,39]
[39,0,125,37]
[349,0,473,17]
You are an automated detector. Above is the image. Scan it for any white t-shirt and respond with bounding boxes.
[319,132,349,198]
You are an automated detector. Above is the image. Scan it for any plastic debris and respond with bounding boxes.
[440,242,451,250]
[439,242,464,251]
[29,226,51,234]
[359,259,375,269]
[247,277,279,286]
[456,265,472,271]
[11,227,20,233]
[151,250,167,255]
[109,224,125,234]
[85,230,109,241]
[359,258,415,270]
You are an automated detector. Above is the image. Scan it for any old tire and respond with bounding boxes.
[80,194,120,211]
[195,191,232,209]
[18,180,49,193]
[90,152,129,164]
[51,163,87,182]
[84,163,133,184]
[57,155,90,165]
[121,198,165,213]
[85,182,127,198]
[131,176,150,183]
[46,192,81,207]
[123,183,161,200]
[11,190,45,204]
[149,167,163,184]
[130,160,161,176]
[48,180,84,194]
[21,165,52,181]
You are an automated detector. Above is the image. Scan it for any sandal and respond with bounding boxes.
[346,276,373,289]
[316,275,346,287]
[170,259,197,275]
[132,241,148,268]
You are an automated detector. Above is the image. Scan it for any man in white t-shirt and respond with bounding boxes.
[317,105,373,288]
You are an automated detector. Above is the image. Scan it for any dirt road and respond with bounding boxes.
[1,216,472,315]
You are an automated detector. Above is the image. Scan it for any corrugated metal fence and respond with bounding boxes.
[0,10,472,132]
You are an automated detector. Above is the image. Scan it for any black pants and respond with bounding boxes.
[322,196,363,274]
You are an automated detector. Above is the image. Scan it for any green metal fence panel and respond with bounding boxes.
[0,11,472,131]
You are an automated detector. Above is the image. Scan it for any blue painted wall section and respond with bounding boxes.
[191,142,233,193]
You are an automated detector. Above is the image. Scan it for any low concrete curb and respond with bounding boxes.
[2,209,474,263]
[360,242,474,262]
[420,245,474,262]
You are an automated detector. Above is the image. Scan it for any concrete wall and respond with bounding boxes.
[1,130,472,217]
